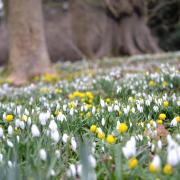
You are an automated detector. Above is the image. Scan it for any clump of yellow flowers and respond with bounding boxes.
[6,114,14,123]
[106,134,116,144]
[69,91,94,104]
[128,158,138,169]
[159,113,166,121]
[118,123,128,133]
[163,164,173,175]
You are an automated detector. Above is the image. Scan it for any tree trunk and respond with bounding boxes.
[105,0,161,55]
[8,0,52,85]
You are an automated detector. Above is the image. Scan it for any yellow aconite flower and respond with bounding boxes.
[22,115,28,122]
[157,120,163,125]
[159,113,166,121]
[98,132,105,140]
[86,91,94,99]
[162,81,168,87]
[176,116,180,123]
[106,135,116,144]
[105,98,111,103]
[149,163,159,173]
[150,120,155,125]
[149,80,156,87]
[128,158,138,169]
[163,164,173,175]
[118,123,128,133]
[86,112,91,118]
[163,101,169,108]
[6,114,14,123]
[68,102,75,109]
[90,125,97,133]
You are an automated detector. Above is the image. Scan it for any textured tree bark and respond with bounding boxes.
[105,0,161,55]
[8,0,52,85]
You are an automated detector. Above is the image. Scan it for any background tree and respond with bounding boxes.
[8,0,52,85]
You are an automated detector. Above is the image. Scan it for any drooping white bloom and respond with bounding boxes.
[0,153,3,162]
[122,136,136,159]
[39,149,47,161]
[67,164,76,177]
[49,120,57,131]
[101,118,105,126]
[7,139,14,148]
[157,140,162,150]
[51,130,59,143]
[39,111,50,126]
[170,117,178,127]
[71,137,77,151]
[92,106,96,114]
[55,150,61,159]
[108,106,113,112]
[100,99,106,108]
[8,125,13,136]
[57,112,66,122]
[0,127,3,138]
[151,155,161,169]
[123,105,130,115]
[27,117,32,126]
[62,133,69,143]
[153,105,159,112]
[31,124,40,137]
[114,104,119,111]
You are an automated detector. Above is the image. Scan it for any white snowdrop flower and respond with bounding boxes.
[91,142,96,154]
[0,153,3,162]
[8,125,13,136]
[62,133,69,143]
[108,106,113,112]
[77,164,82,176]
[7,139,14,148]
[137,104,143,113]
[145,99,151,106]
[122,136,136,159]
[51,130,59,143]
[117,87,122,93]
[16,106,22,114]
[96,127,102,134]
[31,124,40,137]
[16,135,20,143]
[19,121,25,129]
[8,161,13,168]
[138,135,143,141]
[88,155,96,168]
[176,134,180,141]
[152,155,161,169]
[100,99,106,108]
[131,107,135,113]
[147,123,151,129]
[71,137,77,152]
[157,140,162,150]
[170,117,178,127]
[50,169,55,176]
[63,104,67,112]
[39,111,50,126]
[27,117,32,126]
[39,149,47,161]
[57,112,66,122]
[152,121,157,128]
[151,144,155,152]
[70,109,74,116]
[123,105,130,115]
[15,119,21,128]
[101,118,105,126]
[92,106,96,114]
[114,104,119,111]
[49,120,57,131]
[67,164,76,177]
[24,109,29,116]
[0,127,4,138]
[116,121,120,130]
[153,105,159,112]
[129,122,132,127]
[177,100,180,106]
[167,148,179,166]
[55,150,61,159]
